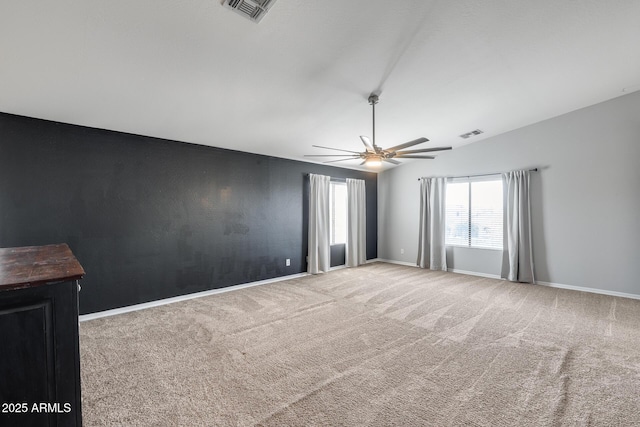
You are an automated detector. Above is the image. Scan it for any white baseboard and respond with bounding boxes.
[536,280,640,300]
[376,258,418,268]
[447,268,501,280]
[378,261,499,280]
[80,263,640,322]
[377,259,640,301]
[79,272,309,322]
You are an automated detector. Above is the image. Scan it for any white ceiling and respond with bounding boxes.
[1,0,639,171]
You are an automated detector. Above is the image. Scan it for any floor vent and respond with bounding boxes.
[459,129,484,139]
[223,0,277,23]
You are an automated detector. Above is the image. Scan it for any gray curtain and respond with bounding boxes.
[417,177,447,270]
[308,174,331,274]
[346,178,366,267]
[501,170,535,283]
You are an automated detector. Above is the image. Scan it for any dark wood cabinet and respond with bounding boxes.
[0,244,84,427]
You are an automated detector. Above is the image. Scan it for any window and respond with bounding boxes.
[330,181,347,245]
[445,179,503,250]
[445,182,469,246]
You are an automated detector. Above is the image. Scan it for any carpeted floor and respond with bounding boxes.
[80,263,640,426]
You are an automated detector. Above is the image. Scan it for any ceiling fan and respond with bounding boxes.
[305,93,452,166]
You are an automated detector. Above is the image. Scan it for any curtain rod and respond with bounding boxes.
[306,173,348,182]
[418,168,538,181]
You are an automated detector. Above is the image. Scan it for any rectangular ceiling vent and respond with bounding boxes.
[459,129,484,139]
[223,0,277,23]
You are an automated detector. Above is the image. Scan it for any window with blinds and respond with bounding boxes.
[330,181,347,245]
[445,179,503,250]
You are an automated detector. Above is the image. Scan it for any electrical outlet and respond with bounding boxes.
[400,248,404,254]
[286,258,291,266]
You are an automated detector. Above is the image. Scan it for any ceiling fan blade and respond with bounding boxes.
[304,155,358,157]
[385,137,429,152]
[383,158,401,165]
[323,157,360,163]
[360,136,375,153]
[312,145,360,154]
[394,155,435,159]
[395,146,452,155]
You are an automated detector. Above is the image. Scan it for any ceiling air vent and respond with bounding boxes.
[459,129,484,139]
[223,0,277,23]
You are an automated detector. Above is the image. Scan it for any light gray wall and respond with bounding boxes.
[378,91,640,295]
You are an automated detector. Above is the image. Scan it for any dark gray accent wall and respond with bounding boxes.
[0,113,377,314]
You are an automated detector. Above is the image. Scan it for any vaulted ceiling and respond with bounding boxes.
[1,1,639,170]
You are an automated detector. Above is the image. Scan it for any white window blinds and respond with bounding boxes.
[445,182,469,246]
[445,178,503,250]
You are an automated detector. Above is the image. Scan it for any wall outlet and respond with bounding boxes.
[285,258,291,266]
[400,249,404,254]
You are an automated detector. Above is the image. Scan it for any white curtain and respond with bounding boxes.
[501,170,535,283]
[417,177,447,270]
[346,178,366,267]
[308,174,331,274]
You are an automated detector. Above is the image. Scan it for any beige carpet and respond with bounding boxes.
[80,263,640,426]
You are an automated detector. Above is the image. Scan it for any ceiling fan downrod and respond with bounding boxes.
[368,94,379,150]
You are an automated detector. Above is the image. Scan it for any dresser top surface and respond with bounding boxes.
[0,244,85,291]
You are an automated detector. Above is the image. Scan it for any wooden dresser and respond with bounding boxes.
[0,244,85,427]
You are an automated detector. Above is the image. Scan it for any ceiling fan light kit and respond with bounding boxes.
[305,93,452,167]
[364,156,383,167]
